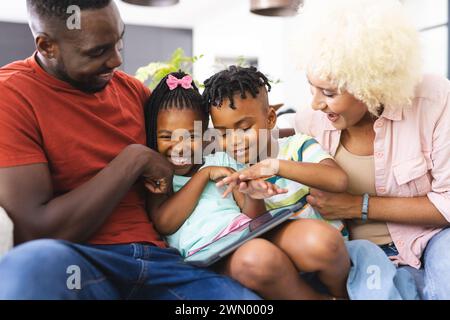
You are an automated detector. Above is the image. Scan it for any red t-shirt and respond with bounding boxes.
[0,54,166,247]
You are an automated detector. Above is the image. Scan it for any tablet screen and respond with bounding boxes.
[184,200,307,266]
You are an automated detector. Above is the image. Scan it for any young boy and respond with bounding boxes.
[202,65,350,299]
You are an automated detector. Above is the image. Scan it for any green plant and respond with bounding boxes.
[135,48,204,90]
[136,48,281,90]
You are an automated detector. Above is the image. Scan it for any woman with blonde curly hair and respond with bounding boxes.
[293,0,450,299]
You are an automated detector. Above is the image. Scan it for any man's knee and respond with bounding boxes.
[0,239,78,298]
[0,239,74,268]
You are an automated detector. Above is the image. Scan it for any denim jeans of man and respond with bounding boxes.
[0,239,260,300]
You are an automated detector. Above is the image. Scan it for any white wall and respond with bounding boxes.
[1,0,447,124]
[404,0,448,77]
[193,0,309,130]
[193,0,288,106]
[193,0,449,127]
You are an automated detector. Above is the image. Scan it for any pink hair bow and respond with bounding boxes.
[166,74,193,90]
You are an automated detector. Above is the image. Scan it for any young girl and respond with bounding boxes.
[145,72,350,300]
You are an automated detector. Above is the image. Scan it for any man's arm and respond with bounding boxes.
[0,144,173,244]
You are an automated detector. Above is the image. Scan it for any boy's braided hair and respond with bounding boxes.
[202,65,271,111]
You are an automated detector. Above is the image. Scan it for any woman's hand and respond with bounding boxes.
[306,188,362,220]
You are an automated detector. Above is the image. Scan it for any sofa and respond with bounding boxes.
[0,207,13,257]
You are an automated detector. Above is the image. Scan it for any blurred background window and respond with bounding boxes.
[403,0,448,77]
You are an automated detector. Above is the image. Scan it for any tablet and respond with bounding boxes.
[183,199,307,267]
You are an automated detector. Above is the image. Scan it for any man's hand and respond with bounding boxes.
[144,178,171,194]
[216,159,279,197]
[0,143,174,243]
[141,147,174,194]
[306,188,361,220]
[238,179,288,199]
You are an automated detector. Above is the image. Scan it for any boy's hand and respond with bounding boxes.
[239,179,288,199]
[216,159,280,197]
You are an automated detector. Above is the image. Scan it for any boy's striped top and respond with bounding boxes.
[265,133,347,236]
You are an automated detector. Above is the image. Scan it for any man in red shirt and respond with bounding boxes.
[0,0,259,299]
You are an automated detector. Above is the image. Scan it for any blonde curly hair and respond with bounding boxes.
[295,0,423,115]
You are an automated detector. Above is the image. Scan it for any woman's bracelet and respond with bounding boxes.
[361,193,369,222]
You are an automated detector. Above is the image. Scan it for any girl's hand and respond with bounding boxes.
[216,159,279,197]
[306,188,362,220]
[238,179,288,199]
[203,166,236,182]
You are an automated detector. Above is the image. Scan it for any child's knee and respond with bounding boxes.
[302,220,347,264]
[227,239,285,287]
[281,220,346,270]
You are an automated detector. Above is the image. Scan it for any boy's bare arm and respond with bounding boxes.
[218,158,348,197]
[277,158,348,193]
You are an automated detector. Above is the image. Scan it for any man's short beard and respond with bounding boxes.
[55,61,107,94]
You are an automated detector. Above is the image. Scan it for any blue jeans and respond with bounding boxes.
[303,239,420,300]
[0,239,260,300]
[380,228,450,300]
[345,240,419,300]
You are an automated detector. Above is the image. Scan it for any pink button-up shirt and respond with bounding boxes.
[295,74,450,268]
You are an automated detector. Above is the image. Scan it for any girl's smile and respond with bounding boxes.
[156,108,205,176]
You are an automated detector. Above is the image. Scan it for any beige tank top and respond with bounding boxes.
[334,144,392,245]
